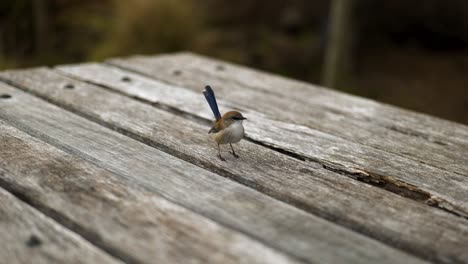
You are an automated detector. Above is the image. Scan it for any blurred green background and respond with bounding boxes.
[1,0,467,124]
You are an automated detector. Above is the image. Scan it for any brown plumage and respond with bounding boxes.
[208,111,246,160]
[203,86,246,161]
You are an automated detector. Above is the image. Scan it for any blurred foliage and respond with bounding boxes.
[92,0,203,59]
[0,0,112,67]
[0,0,467,124]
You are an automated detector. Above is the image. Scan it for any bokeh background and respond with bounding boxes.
[1,0,467,124]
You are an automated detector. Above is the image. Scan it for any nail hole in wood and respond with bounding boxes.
[26,234,42,247]
[433,140,449,146]
[0,94,12,99]
[216,65,225,71]
[64,84,74,89]
[173,70,182,76]
[121,76,132,82]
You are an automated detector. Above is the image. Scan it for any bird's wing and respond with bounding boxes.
[208,120,224,134]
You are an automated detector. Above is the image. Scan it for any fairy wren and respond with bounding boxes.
[203,85,246,161]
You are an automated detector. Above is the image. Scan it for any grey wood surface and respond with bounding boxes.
[111,52,468,147]
[0,186,122,264]
[1,68,467,264]
[0,82,430,264]
[55,62,468,218]
[107,54,468,175]
[0,120,301,264]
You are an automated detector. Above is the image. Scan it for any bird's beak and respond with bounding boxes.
[241,117,247,120]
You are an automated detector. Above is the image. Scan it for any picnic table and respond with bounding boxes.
[0,52,467,264]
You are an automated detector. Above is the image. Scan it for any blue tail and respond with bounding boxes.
[203,85,222,120]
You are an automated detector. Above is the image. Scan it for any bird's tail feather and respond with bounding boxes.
[203,85,222,120]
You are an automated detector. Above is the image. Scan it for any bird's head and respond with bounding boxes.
[222,111,246,126]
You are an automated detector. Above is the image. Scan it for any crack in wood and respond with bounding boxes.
[385,125,450,146]
[324,165,468,220]
[321,165,430,201]
[244,137,468,220]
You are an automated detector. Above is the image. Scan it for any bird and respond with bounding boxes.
[203,85,246,161]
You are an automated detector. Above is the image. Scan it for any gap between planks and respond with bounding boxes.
[0,182,123,264]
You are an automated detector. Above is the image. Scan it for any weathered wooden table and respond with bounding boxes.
[0,52,467,264]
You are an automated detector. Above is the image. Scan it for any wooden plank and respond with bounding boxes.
[0,83,427,264]
[1,69,467,264]
[0,187,121,264]
[106,53,468,177]
[111,52,468,147]
[53,63,468,218]
[0,120,301,264]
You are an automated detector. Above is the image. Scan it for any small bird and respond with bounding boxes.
[203,85,246,161]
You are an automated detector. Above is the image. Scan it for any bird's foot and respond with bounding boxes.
[231,152,239,158]
[218,154,226,161]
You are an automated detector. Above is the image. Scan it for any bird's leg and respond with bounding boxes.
[218,144,226,161]
[230,143,239,158]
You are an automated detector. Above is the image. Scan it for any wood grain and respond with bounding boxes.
[107,53,468,176]
[0,82,428,264]
[0,120,301,264]
[0,187,122,264]
[111,52,468,146]
[53,63,468,218]
[1,69,467,264]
